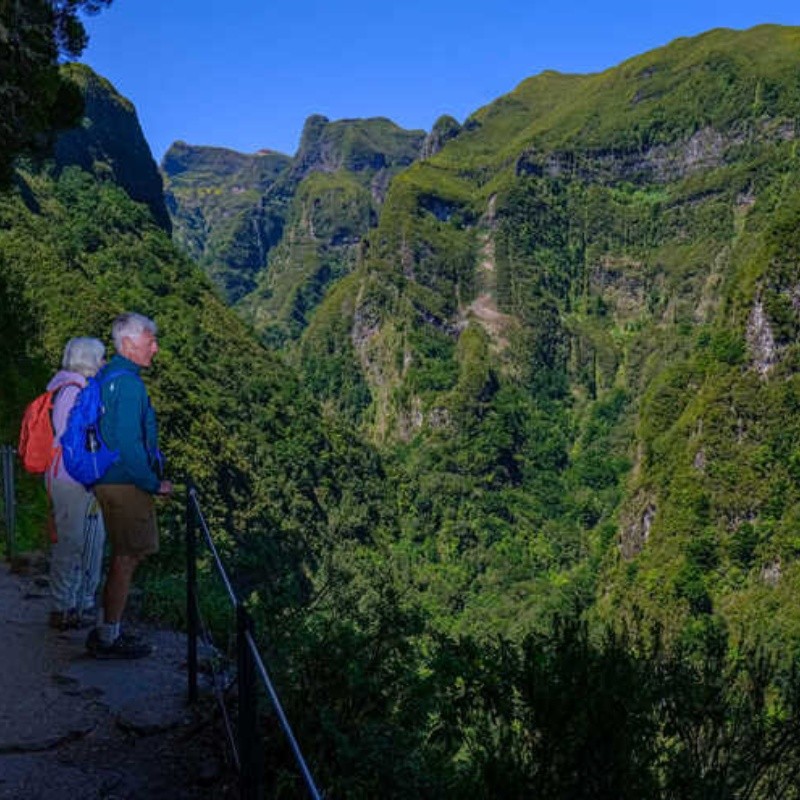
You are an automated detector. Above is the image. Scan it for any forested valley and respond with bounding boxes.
[4,8,800,796]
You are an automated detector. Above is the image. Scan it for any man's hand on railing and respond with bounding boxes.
[157,480,173,496]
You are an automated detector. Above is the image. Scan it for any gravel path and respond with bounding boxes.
[0,559,235,799]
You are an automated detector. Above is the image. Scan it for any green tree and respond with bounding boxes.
[0,0,112,181]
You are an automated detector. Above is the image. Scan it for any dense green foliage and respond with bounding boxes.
[270,610,800,798]
[293,23,800,641]
[162,141,291,301]
[0,0,112,182]
[163,115,425,343]
[5,23,800,799]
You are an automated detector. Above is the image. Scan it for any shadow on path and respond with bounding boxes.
[0,560,234,799]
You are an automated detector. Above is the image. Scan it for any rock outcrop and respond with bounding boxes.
[421,115,462,159]
[54,65,172,232]
[747,297,777,376]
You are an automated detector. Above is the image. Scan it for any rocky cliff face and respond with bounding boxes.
[421,115,462,159]
[161,141,291,301]
[292,114,425,177]
[293,24,800,640]
[54,65,171,231]
[163,115,426,338]
[515,122,796,185]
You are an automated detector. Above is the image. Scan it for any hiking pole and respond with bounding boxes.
[2,447,16,561]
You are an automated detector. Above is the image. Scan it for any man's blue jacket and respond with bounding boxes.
[96,354,161,494]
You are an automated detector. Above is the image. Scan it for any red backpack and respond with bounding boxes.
[18,385,79,474]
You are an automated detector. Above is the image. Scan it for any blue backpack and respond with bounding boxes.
[61,369,129,487]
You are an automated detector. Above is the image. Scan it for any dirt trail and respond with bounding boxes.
[0,560,233,799]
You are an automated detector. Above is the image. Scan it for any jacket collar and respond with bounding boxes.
[105,354,142,376]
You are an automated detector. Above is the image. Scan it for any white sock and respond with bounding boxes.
[98,622,120,645]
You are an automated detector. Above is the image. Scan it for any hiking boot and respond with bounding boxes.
[86,628,153,660]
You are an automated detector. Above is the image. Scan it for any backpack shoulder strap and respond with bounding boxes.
[49,380,83,422]
[52,380,83,397]
[50,379,86,415]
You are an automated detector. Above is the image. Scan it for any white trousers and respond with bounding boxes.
[49,480,106,613]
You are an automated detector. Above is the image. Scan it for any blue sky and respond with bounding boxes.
[81,1,800,163]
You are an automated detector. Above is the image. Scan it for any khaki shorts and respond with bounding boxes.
[94,485,159,557]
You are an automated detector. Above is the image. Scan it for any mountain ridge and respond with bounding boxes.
[284,23,800,643]
[163,113,427,343]
[5,23,800,795]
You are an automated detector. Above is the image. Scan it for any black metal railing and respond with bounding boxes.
[0,451,320,798]
[0,445,16,559]
[185,482,324,800]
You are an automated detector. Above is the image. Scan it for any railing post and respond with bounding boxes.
[188,485,320,798]
[1,446,16,561]
[186,480,199,704]
[237,603,262,800]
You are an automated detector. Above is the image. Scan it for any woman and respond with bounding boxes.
[46,337,107,630]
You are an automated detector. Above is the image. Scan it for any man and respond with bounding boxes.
[86,312,172,659]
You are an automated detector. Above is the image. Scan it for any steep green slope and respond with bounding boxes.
[0,1,114,184]
[53,64,171,231]
[6,35,800,797]
[298,24,800,642]
[0,68,388,598]
[162,141,291,302]
[163,115,425,344]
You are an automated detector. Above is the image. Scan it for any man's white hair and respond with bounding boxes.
[112,312,157,352]
[62,337,105,377]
